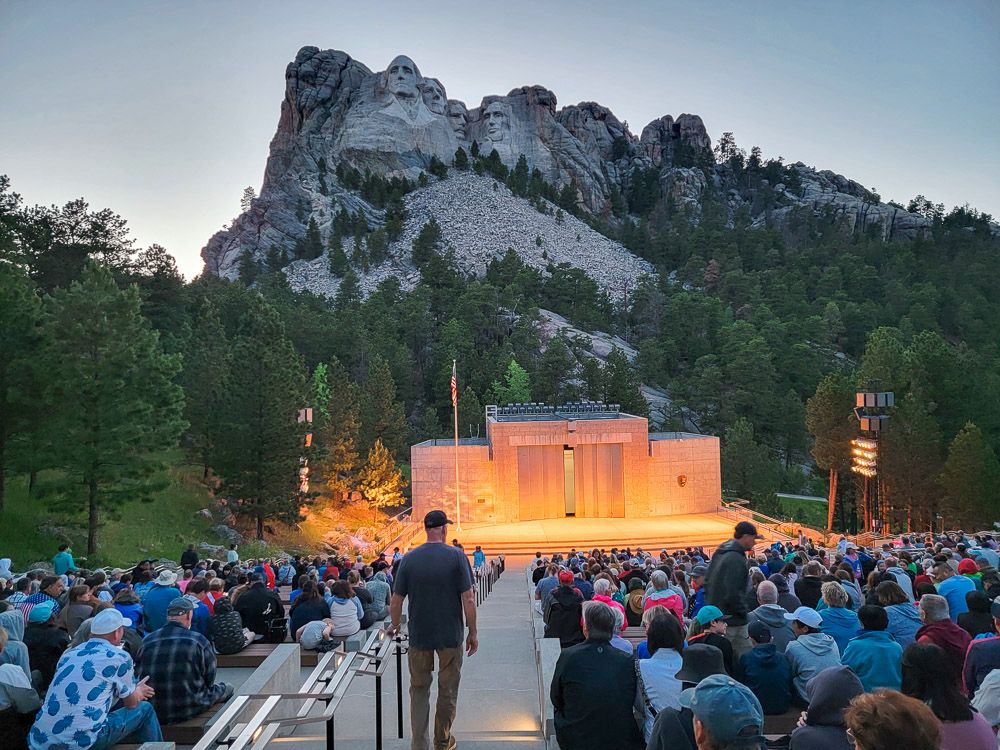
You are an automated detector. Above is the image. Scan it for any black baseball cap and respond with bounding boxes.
[424,510,455,529]
[735,521,764,540]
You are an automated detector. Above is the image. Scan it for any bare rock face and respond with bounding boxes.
[202,45,945,283]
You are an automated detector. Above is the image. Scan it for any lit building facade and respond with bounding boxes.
[410,403,721,524]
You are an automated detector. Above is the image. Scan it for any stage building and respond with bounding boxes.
[410,403,721,525]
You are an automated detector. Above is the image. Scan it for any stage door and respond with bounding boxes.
[575,444,625,518]
[517,446,565,520]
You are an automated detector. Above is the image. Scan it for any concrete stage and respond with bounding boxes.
[409,511,777,557]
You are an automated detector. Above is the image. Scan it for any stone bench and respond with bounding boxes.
[162,644,301,745]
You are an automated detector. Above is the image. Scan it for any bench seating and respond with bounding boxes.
[216,643,319,668]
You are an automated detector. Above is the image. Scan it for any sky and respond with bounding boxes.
[1,1,997,279]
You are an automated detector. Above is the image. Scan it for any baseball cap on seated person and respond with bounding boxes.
[91,608,131,635]
[423,510,455,529]
[783,606,823,629]
[166,597,196,616]
[695,605,726,627]
[27,602,55,624]
[558,571,574,585]
[680,674,764,746]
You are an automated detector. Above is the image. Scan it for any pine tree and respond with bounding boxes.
[327,234,348,276]
[413,404,444,441]
[880,395,943,532]
[508,155,530,196]
[358,439,406,521]
[214,295,307,540]
[454,147,469,171]
[721,417,779,513]
[604,347,648,416]
[359,355,408,460]
[42,264,186,555]
[457,387,484,437]
[492,359,531,405]
[312,358,360,501]
[301,216,323,260]
[179,298,231,479]
[939,422,1000,529]
[805,372,855,528]
[412,217,442,267]
[240,186,256,213]
[580,357,604,401]
[334,269,361,313]
[535,338,575,404]
[0,263,45,511]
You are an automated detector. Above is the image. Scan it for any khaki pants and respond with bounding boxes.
[408,646,464,750]
[726,623,752,660]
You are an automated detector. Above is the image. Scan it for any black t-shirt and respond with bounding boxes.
[393,542,473,650]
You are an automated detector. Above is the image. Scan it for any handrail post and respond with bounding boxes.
[375,664,383,750]
[326,713,335,750]
[395,635,404,739]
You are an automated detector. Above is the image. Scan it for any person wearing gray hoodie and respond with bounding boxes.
[0,607,30,679]
[789,665,863,750]
[783,606,842,704]
[747,581,795,652]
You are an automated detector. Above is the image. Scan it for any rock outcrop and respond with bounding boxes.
[202,45,941,287]
[282,172,653,300]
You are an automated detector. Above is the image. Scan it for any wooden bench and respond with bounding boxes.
[216,642,319,668]
[623,626,645,646]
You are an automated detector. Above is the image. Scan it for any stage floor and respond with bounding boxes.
[410,512,770,557]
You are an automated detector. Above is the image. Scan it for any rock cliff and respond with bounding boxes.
[202,45,938,291]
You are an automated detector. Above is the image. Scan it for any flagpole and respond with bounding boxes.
[453,359,461,531]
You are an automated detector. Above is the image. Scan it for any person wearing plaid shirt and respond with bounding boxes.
[138,597,233,724]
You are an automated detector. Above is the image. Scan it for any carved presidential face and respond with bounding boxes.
[447,100,468,137]
[386,55,420,99]
[419,78,447,115]
[484,101,509,142]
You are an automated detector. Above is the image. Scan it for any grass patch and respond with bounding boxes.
[776,496,829,531]
[2,452,222,569]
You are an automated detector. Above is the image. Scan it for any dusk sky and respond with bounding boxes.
[1,1,997,278]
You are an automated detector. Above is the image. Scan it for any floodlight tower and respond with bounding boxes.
[851,387,893,534]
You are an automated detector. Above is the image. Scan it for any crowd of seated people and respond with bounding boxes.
[534,527,1000,749]
[0,544,405,748]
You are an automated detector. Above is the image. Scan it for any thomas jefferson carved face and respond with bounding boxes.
[419,78,447,115]
[447,100,468,138]
[386,55,420,99]
[484,101,510,142]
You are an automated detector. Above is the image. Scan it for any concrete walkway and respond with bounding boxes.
[278,570,545,750]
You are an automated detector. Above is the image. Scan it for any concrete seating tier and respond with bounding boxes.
[162,643,302,746]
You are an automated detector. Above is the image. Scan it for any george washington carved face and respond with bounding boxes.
[386,55,420,99]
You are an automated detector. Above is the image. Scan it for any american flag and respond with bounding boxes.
[451,361,458,407]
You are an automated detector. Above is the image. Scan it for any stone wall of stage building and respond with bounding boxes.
[410,441,497,524]
[487,415,653,521]
[647,433,721,515]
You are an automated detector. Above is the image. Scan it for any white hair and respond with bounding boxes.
[612,606,625,634]
[593,578,612,596]
[757,581,778,605]
[650,570,669,590]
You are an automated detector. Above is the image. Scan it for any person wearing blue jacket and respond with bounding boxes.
[841,605,902,692]
[740,620,792,714]
[876,580,922,647]
[142,570,183,632]
[819,582,861,655]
